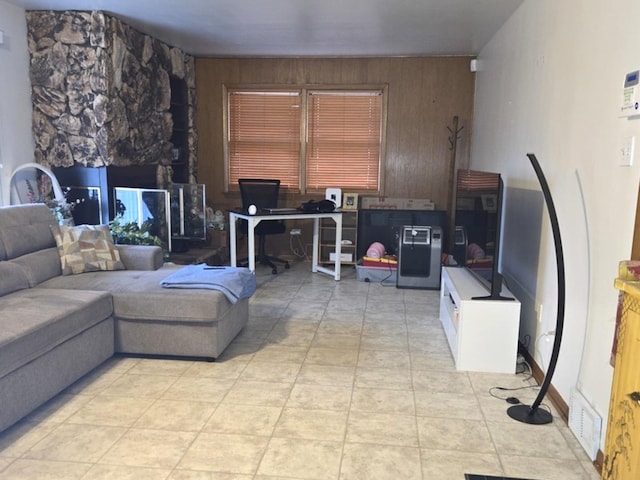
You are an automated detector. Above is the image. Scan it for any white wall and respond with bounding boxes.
[472,0,640,449]
[0,0,33,206]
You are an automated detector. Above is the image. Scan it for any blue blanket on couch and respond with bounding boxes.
[160,264,256,304]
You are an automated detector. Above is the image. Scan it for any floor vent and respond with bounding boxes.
[568,387,602,460]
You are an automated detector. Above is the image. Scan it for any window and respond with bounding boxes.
[307,90,382,191]
[226,87,385,193]
[227,90,301,190]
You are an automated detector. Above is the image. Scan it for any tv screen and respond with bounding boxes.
[453,169,511,300]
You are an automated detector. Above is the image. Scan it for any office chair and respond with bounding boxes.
[238,179,290,274]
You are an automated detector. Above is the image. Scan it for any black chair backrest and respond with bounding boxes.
[238,179,280,210]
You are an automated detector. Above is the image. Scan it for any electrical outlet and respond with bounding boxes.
[290,228,301,236]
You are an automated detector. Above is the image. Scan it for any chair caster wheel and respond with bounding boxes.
[272,268,278,274]
[284,263,290,269]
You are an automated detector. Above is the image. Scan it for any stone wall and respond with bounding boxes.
[26,10,197,185]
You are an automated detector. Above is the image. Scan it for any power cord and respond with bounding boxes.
[289,234,306,259]
[488,384,553,417]
[534,330,556,372]
[380,260,397,287]
[488,384,539,402]
[518,358,534,382]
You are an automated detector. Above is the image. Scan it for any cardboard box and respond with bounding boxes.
[361,196,434,210]
[207,228,229,249]
[329,252,353,262]
[402,199,435,210]
[361,197,405,209]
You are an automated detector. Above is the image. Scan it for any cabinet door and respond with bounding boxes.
[603,294,640,480]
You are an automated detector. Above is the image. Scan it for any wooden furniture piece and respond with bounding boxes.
[602,265,640,480]
[229,209,343,280]
[319,210,357,265]
[439,266,521,373]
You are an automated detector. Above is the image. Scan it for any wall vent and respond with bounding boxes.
[568,387,602,461]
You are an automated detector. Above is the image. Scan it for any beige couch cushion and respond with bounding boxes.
[0,204,56,261]
[51,224,125,275]
[0,288,113,379]
[0,262,30,296]
[39,266,233,323]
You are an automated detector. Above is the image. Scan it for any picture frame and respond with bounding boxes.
[342,193,359,210]
[481,194,497,213]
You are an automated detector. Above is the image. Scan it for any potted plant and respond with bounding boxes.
[108,215,169,261]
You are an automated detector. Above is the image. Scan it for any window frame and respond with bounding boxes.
[223,84,388,195]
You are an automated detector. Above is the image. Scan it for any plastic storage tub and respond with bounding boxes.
[355,264,397,283]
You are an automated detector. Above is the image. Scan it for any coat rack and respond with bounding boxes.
[447,116,464,253]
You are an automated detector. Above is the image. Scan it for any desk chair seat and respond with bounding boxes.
[238,179,290,274]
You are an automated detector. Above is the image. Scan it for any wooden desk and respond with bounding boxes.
[229,209,343,280]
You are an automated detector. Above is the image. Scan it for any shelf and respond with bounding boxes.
[318,210,358,265]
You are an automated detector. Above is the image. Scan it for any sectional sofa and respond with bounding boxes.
[0,204,249,432]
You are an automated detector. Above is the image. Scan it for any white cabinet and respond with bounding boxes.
[439,266,521,374]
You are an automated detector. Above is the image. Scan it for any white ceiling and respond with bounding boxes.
[7,0,524,57]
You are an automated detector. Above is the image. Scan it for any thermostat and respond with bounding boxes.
[621,70,640,117]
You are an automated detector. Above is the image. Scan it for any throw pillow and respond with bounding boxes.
[51,224,125,275]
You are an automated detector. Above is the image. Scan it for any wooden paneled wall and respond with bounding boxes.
[195,56,475,213]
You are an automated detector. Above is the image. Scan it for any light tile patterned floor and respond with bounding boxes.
[0,261,601,480]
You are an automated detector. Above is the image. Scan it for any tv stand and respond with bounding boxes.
[439,267,521,373]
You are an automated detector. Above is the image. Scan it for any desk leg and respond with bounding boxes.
[312,218,319,272]
[334,214,342,281]
[248,218,257,273]
[230,215,237,267]
[311,215,341,280]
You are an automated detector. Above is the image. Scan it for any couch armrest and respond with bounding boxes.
[115,245,163,270]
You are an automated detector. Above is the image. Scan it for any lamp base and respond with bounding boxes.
[507,404,553,425]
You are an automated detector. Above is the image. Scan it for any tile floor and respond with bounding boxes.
[0,262,601,480]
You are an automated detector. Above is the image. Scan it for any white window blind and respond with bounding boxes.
[227,90,301,189]
[306,90,382,191]
[226,87,384,193]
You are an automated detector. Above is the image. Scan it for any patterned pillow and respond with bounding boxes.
[51,224,125,275]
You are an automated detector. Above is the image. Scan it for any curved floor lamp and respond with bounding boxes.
[507,153,566,425]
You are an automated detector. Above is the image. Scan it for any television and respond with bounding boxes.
[452,169,512,301]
